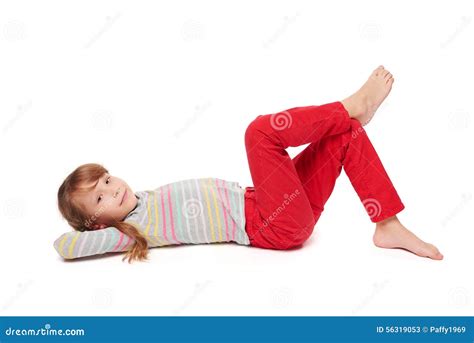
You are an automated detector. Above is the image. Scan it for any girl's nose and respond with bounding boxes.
[113,187,121,198]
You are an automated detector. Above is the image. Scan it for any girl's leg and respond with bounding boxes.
[244,101,361,249]
[243,65,443,259]
[288,116,443,260]
[243,102,438,259]
[291,117,404,224]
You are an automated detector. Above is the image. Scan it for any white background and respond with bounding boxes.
[0,0,472,316]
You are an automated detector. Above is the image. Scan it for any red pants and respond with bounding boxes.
[243,101,405,250]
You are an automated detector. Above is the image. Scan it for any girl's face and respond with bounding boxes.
[74,173,138,230]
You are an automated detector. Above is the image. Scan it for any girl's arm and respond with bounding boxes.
[53,227,135,260]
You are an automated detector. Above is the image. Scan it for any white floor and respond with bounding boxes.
[0,0,472,317]
[2,174,472,316]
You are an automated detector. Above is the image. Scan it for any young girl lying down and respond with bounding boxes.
[55,65,443,263]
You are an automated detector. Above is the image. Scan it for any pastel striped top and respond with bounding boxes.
[54,177,250,260]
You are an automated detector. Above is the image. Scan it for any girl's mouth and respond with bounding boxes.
[120,189,127,205]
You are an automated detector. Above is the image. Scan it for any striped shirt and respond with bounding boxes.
[54,177,250,259]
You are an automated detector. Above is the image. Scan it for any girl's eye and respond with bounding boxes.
[97,176,110,203]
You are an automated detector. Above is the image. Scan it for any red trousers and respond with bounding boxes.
[243,101,405,250]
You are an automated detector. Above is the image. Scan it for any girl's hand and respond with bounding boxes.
[90,223,107,230]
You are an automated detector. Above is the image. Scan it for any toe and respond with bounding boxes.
[373,65,384,76]
[428,244,443,259]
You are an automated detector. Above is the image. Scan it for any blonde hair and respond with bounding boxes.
[57,163,149,263]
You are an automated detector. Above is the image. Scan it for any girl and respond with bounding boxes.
[55,65,443,263]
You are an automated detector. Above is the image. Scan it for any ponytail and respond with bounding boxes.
[113,220,149,263]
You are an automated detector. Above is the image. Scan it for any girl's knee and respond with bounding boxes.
[244,115,270,149]
[245,117,262,145]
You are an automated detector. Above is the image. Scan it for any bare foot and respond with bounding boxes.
[373,215,444,260]
[340,65,394,126]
